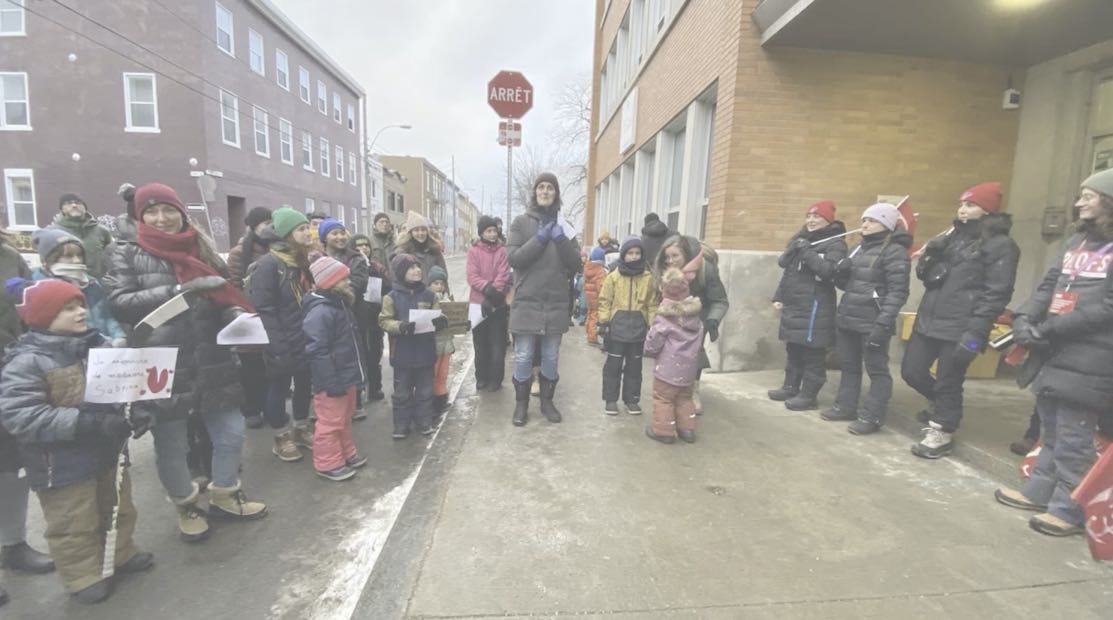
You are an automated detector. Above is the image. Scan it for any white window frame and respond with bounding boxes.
[298,66,310,103]
[301,131,313,170]
[0,71,31,130]
[122,72,159,133]
[1,0,26,37]
[3,168,37,230]
[275,49,289,90]
[347,103,355,132]
[332,93,342,123]
[278,118,293,165]
[215,2,234,57]
[252,105,270,157]
[335,145,344,181]
[304,197,315,213]
[220,89,240,148]
[320,137,330,176]
[317,80,327,114]
[338,206,345,226]
[248,28,264,76]
[349,152,358,186]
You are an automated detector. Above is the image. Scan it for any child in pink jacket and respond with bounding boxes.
[466,216,511,391]
[643,256,705,444]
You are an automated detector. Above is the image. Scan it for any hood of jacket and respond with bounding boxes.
[302,290,347,315]
[113,214,138,242]
[655,296,702,321]
[3,328,104,366]
[396,230,443,256]
[641,218,670,239]
[52,211,101,234]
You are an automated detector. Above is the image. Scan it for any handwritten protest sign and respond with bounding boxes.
[438,301,470,336]
[84,348,178,403]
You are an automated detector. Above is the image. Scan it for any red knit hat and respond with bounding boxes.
[9,279,86,329]
[132,182,187,220]
[960,182,1003,213]
[807,200,837,223]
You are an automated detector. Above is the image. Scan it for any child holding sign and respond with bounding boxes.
[0,279,153,604]
[426,265,455,415]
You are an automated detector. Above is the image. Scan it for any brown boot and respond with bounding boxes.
[173,482,209,543]
[273,429,302,462]
[209,480,267,520]
[292,420,314,449]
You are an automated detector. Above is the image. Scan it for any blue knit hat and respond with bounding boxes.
[589,247,605,262]
[318,218,345,242]
[619,236,643,258]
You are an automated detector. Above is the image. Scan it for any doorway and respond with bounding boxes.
[227,195,246,244]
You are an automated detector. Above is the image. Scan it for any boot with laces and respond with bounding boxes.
[273,428,302,462]
[209,480,268,520]
[911,421,954,459]
[173,482,209,543]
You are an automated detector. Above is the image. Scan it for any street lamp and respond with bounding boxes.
[367,123,412,155]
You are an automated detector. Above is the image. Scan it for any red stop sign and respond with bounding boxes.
[487,71,534,119]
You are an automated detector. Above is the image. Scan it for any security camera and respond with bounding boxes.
[1002,88,1021,110]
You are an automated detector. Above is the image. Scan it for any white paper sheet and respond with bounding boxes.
[469,303,486,329]
[216,313,270,345]
[409,309,443,334]
[364,277,383,304]
[558,216,576,240]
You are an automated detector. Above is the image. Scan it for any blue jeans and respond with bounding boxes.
[512,333,562,382]
[152,408,245,499]
[1021,394,1098,527]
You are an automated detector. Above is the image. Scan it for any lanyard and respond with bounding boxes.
[1065,240,1113,291]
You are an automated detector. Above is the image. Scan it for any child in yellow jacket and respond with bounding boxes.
[598,237,658,415]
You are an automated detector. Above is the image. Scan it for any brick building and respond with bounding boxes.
[587,0,1113,371]
[1,0,365,251]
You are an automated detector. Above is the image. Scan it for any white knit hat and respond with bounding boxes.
[861,203,900,231]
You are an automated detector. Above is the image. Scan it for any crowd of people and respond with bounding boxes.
[2,167,1111,607]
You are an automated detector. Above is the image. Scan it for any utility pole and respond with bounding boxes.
[451,155,457,253]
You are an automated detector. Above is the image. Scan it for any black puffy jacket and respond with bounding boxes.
[302,291,365,395]
[774,221,849,348]
[836,229,912,334]
[640,218,673,267]
[913,214,1019,346]
[246,238,310,376]
[105,217,244,420]
[1016,225,1113,411]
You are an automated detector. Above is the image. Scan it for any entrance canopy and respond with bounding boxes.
[753,0,1113,66]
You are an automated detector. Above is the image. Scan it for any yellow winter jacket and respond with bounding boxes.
[598,269,658,342]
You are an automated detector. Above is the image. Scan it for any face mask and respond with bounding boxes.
[51,263,90,287]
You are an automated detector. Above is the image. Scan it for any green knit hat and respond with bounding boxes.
[1082,169,1113,199]
[425,265,448,284]
[272,207,309,239]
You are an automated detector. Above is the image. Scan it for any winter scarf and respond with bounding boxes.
[269,243,311,305]
[617,238,646,277]
[135,223,254,311]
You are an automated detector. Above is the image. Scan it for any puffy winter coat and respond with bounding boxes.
[466,240,510,305]
[0,329,122,490]
[246,237,311,376]
[1016,226,1113,410]
[392,232,447,288]
[302,291,365,395]
[652,235,729,370]
[379,284,439,368]
[914,214,1019,345]
[31,268,125,340]
[835,230,912,334]
[644,296,704,386]
[583,260,607,309]
[368,230,395,280]
[641,218,673,267]
[598,269,658,343]
[506,205,582,335]
[227,233,269,290]
[327,246,372,329]
[0,243,30,474]
[105,217,244,420]
[49,213,114,279]
[773,221,849,348]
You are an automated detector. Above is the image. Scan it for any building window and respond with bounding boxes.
[335,145,344,181]
[397,195,404,212]
[252,106,269,157]
[1,0,25,36]
[304,197,314,213]
[122,73,158,132]
[278,118,293,164]
[320,138,330,176]
[298,66,310,103]
[347,104,355,132]
[332,93,342,123]
[301,131,313,170]
[220,90,240,147]
[349,153,358,186]
[275,49,289,90]
[215,2,234,57]
[248,29,264,75]
[3,168,36,229]
[317,80,327,114]
[370,179,377,198]
[668,127,686,219]
[0,72,30,130]
[337,205,345,225]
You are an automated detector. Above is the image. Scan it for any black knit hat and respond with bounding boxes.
[478,215,499,235]
[373,212,391,225]
[59,193,85,210]
[644,213,660,224]
[390,253,421,283]
[245,207,272,228]
[531,172,561,209]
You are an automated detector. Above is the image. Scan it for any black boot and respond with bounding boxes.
[433,394,451,414]
[538,376,562,423]
[784,382,821,411]
[1,541,55,574]
[512,377,530,426]
[767,386,799,401]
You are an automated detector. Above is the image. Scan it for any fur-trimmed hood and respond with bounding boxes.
[656,296,702,319]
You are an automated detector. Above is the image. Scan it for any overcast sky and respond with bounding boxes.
[271,0,595,216]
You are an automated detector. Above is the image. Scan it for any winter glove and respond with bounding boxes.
[834,258,852,281]
[398,322,416,336]
[76,407,130,441]
[787,238,811,253]
[705,319,720,343]
[178,275,227,294]
[866,325,890,349]
[483,284,498,299]
[953,339,980,366]
[126,408,154,439]
[432,315,449,331]
[551,222,568,243]
[481,300,495,318]
[1011,316,1047,348]
[535,222,552,244]
[923,235,949,256]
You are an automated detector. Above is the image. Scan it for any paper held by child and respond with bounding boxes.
[469,303,486,329]
[216,313,270,345]
[409,309,444,334]
[84,347,179,403]
[364,277,383,303]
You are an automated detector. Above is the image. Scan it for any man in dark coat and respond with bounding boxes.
[640,213,673,267]
[902,183,1020,459]
[49,193,114,279]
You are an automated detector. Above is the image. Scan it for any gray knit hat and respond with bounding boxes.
[1081,169,1113,199]
[32,228,83,264]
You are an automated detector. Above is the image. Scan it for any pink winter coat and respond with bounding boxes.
[643,296,704,386]
[466,240,511,305]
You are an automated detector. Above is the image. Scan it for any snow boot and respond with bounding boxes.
[173,482,210,543]
[784,393,819,411]
[538,376,563,423]
[71,579,112,605]
[645,426,676,444]
[677,429,696,443]
[292,421,314,449]
[847,418,881,435]
[820,405,856,421]
[767,386,798,401]
[272,429,302,462]
[116,551,154,575]
[208,480,268,520]
[911,422,954,459]
[512,377,531,426]
[1,541,55,574]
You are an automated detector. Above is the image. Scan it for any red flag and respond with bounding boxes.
[1072,436,1113,561]
[894,196,918,256]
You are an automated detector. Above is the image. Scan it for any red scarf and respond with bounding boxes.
[136,223,256,312]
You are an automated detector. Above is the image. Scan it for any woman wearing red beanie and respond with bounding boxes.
[902,182,1019,459]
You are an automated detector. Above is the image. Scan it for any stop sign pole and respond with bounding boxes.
[487,71,533,224]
